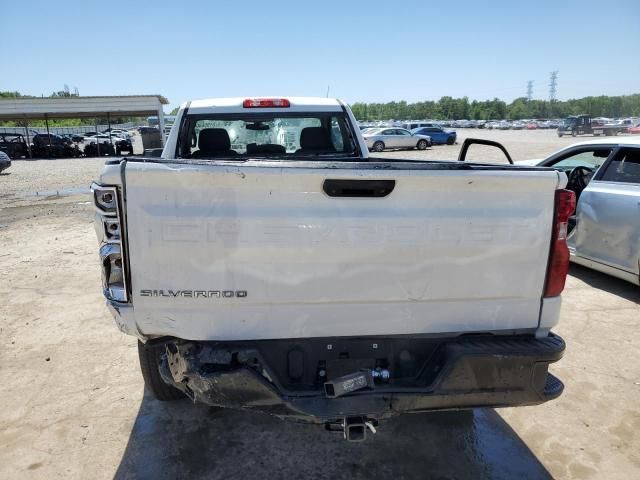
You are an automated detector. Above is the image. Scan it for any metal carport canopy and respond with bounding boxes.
[0,95,169,120]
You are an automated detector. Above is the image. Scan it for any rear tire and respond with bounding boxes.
[417,139,428,150]
[137,341,184,401]
[372,141,385,152]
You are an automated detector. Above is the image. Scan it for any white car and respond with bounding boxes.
[103,128,131,139]
[114,130,132,139]
[362,127,432,152]
[518,136,640,285]
[84,133,127,144]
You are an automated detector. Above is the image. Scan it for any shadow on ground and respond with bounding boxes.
[114,392,552,480]
[569,263,640,304]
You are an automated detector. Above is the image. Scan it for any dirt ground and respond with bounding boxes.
[1,130,638,479]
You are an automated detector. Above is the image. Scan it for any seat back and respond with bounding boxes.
[193,128,236,157]
[297,127,335,153]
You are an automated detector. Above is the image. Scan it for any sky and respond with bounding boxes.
[3,0,639,111]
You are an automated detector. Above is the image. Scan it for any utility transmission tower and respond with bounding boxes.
[549,71,558,102]
[548,71,558,117]
[526,80,533,102]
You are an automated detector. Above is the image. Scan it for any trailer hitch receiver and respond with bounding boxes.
[325,416,378,442]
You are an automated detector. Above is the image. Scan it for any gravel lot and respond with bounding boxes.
[1,130,638,479]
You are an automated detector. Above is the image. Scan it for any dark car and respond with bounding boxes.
[31,134,81,158]
[117,138,133,154]
[0,133,29,159]
[0,150,11,173]
[411,126,457,145]
[137,126,159,134]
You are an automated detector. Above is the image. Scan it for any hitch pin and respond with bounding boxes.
[365,421,377,434]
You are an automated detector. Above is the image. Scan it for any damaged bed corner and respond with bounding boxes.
[159,342,284,409]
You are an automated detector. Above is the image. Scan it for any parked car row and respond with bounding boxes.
[557,115,640,137]
[361,117,639,131]
[484,120,562,130]
[361,119,564,130]
[0,129,135,158]
[359,123,457,151]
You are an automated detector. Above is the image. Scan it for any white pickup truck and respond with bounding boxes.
[93,97,573,441]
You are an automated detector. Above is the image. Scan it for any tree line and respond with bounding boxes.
[349,94,640,121]
[3,89,640,124]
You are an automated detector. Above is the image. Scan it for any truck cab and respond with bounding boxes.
[558,114,625,138]
[558,115,593,137]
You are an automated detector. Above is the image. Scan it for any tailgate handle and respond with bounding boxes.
[323,179,395,198]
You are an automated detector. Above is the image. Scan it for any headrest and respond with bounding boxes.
[198,128,231,152]
[300,127,333,150]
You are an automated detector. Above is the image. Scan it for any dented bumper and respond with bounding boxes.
[146,334,565,423]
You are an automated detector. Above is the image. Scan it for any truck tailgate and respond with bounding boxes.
[123,161,561,340]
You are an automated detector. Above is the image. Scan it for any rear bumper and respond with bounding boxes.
[149,333,565,423]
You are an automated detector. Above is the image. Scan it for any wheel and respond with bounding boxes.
[416,139,428,150]
[571,130,577,137]
[137,341,184,401]
[116,148,121,156]
[446,137,455,145]
[372,141,385,152]
[558,133,563,138]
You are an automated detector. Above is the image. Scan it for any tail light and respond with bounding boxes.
[92,183,128,302]
[243,98,290,108]
[544,189,576,297]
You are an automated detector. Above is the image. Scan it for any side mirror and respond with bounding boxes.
[457,138,514,164]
